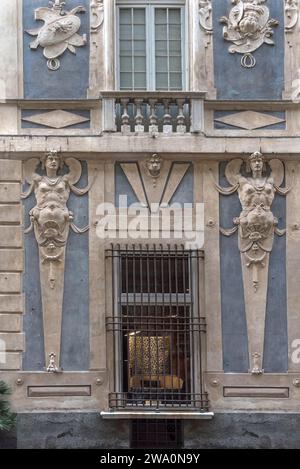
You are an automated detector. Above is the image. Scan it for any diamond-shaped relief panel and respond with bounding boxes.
[214,111,286,131]
[21,110,90,129]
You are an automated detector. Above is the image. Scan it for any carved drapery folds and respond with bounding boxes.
[285,0,299,31]
[22,150,93,371]
[220,0,279,68]
[212,152,293,375]
[26,0,87,71]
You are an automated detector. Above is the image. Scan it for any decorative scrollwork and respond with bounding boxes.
[26,0,87,70]
[91,0,104,33]
[220,0,279,68]
[285,0,299,31]
[199,0,213,34]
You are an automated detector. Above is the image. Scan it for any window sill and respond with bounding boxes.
[100,411,214,420]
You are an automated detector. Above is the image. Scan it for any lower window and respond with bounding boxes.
[106,245,209,412]
[131,419,183,449]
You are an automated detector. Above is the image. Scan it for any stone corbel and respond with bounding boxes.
[285,0,299,32]
[91,0,104,33]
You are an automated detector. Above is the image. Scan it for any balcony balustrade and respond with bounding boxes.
[100,92,205,135]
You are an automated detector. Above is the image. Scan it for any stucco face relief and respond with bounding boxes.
[26,0,87,71]
[220,0,279,68]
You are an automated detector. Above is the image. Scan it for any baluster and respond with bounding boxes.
[148,98,158,135]
[120,98,131,134]
[134,98,145,133]
[176,98,186,134]
[162,99,173,134]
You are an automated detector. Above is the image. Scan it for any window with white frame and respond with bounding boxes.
[117,1,186,91]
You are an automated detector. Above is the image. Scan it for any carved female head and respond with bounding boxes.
[41,150,64,173]
[246,151,266,175]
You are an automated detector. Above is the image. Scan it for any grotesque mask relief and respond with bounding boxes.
[26,0,87,71]
[145,154,162,188]
[22,150,95,370]
[285,0,299,31]
[211,152,293,375]
[220,0,279,68]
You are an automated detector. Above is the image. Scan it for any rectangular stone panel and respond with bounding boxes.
[27,386,91,397]
[0,273,21,292]
[0,314,21,332]
[0,160,22,181]
[0,332,24,351]
[0,250,24,272]
[0,205,22,224]
[0,352,21,370]
[0,294,23,313]
[0,226,22,248]
[223,387,289,398]
[0,183,20,203]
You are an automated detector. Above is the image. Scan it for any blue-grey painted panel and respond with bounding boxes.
[23,172,45,371]
[219,162,249,373]
[21,110,91,129]
[214,111,286,130]
[23,0,89,99]
[213,0,284,100]
[170,164,194,205]
[22,161,89,371]
[61,161,89,371]
[263,191,288,373]
[115,163,139,207]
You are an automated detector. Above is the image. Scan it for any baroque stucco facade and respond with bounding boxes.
[1,0,300,448]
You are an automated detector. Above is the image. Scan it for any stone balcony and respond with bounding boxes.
[100,91,206,135]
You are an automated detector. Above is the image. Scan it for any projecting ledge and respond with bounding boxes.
[100,411,214,420]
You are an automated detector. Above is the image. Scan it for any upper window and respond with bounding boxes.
[117,2,186,91]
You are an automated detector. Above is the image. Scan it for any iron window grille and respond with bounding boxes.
[106,245,209,412]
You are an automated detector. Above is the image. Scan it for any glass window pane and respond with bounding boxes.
[120,56,132,73]
[156,72,168,90]
[120,24,132,40]
[169,73,182,89]
[169,40,181,53]
[119,8,146,90]
[169,56,182,72]
[134,24,146,40]
[134,56,146,72]
[156,24,167,40]
[169,9,181,24]
[120,72,133,90]
[120,8,131,25]
[155,9,167,24]
[169,24,181,40]
[156,57,168,73]
[134,72,147,89]
[134,40,146,53]
[134,9,146,25]
[155,8,183,91]
[120,40,132,53]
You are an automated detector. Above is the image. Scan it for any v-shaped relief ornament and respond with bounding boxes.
[220,0,279,68]
[26,0,87,71]
[22,150,95,371]
[121,155,190,212]
[211,152,294,375]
